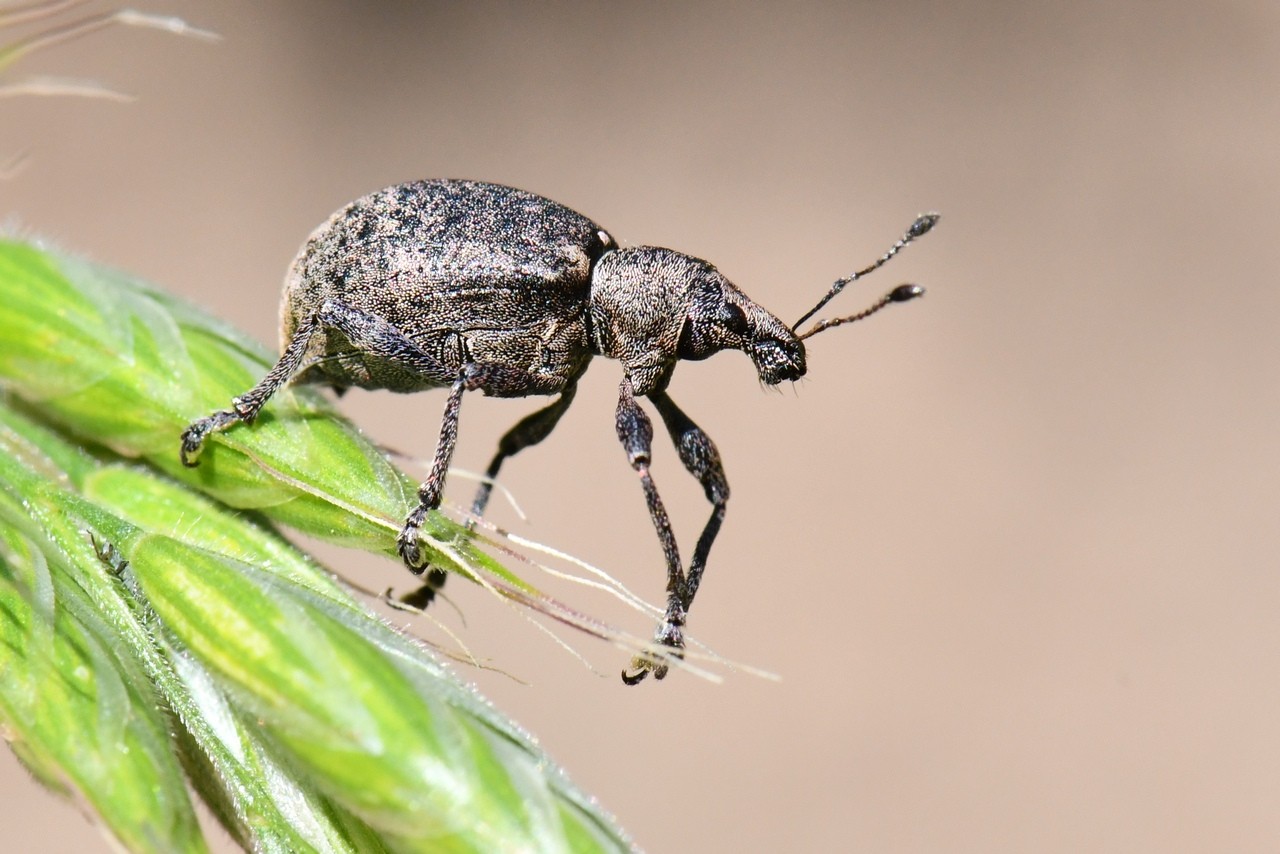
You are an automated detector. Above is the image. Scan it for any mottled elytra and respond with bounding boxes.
[179,179,938,684]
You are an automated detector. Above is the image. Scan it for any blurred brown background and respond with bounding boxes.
[4,1,1278,851]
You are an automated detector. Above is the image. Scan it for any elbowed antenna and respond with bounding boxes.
[793,212,939,332]
[796,283,924,341]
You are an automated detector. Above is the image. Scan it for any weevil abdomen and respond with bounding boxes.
[282,179,615,395]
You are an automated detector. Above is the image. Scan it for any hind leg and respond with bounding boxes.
[180,298,456,466]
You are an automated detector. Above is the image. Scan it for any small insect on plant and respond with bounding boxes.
[180,179,937,684]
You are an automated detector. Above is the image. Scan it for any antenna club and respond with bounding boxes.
[889,284,925,303]
[909,213,941,238]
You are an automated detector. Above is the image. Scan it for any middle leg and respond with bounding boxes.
[395,365,484,570]
[470,383,579,520]
[400,383,580,608]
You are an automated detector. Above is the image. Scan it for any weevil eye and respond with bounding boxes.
[717,302,749,336]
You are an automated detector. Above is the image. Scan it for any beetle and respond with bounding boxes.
[179,179,937,684]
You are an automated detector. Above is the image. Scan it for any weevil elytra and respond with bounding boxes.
[180,179,937,684]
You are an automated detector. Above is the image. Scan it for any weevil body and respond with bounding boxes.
[181,179,937,684]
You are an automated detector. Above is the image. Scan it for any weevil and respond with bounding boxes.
[180,179,937,684]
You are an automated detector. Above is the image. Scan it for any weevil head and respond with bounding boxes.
[589,246,806,392]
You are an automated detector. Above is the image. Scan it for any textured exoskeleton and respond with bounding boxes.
[180,178,936,684]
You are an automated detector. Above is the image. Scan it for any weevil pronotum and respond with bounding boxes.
[180,179,937,683]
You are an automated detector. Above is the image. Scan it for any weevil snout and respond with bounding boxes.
[749,328,807,385]
[694,288,807,385]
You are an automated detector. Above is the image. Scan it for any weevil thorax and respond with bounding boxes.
[588,246,806,394]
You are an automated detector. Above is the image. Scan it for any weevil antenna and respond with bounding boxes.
[793,212,939,331]
[796,284,924,341]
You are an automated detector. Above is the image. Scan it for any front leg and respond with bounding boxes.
[616,378,687,685]
[650,391,729,612]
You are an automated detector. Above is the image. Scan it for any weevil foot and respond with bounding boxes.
[179,409,241,467]
[621,621,685,685]
[395,568,449,610]
[396,506,430,571]
[621,662,657,685]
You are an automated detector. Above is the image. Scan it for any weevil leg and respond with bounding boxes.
[180,309,322,466]
[470,383,579,520]
[615,378,687,685]
[397,567,450,609]
[650,391,729,613]
[180,299,455,466]
[399,379,581,606]
[396,365,487,570]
